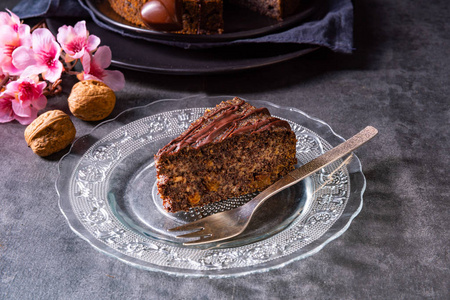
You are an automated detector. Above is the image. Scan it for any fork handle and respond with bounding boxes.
[244,126,378,213]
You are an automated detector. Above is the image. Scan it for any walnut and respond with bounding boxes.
[24,110,76,157]
[68,80,116,121]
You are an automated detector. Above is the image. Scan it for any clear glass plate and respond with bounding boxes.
[56,95,366,277]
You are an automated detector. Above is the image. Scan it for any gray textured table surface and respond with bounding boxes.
[1,0,449,299]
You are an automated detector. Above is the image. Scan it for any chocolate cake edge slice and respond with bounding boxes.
[154,97,297,212]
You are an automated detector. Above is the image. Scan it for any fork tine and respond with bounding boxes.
[183,235,216,246]
[176,229,211,239]
[167,221,205,232]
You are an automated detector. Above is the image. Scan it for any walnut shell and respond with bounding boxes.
[68,80,116,121]
[24,110,76,157]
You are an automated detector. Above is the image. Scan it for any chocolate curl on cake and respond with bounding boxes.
[140,0,183,31]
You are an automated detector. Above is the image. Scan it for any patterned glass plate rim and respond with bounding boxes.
[56,95,366,278]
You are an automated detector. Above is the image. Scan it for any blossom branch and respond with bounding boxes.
[0,10,125,125]
[43,78,63,96]
[31,19,47,32]
[0,73,11,90]
[60,52,79,74]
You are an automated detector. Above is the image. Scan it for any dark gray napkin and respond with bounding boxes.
[11,0,353,53]
[11,0,89,19]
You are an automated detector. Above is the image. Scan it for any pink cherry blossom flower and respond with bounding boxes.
[0,91,38,125]
[0,20,31,75]
[13,28,63,82]
[0,9,23,32]
[1,76,47,124]
[0,92,16,123]
[78,46,125,91]
[56,21,100,62]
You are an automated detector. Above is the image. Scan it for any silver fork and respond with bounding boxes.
[168,126,378,245]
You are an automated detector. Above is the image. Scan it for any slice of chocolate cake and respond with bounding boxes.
[154,97,297,213]
[107,0,299,34]
[108,0,224,34]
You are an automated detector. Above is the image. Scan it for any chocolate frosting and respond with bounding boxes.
[157,98,292,155]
